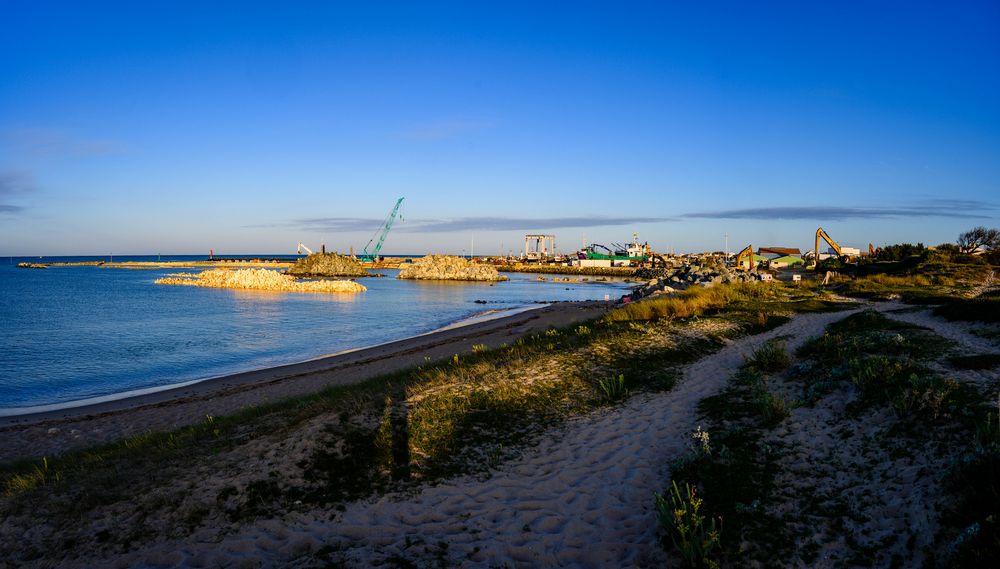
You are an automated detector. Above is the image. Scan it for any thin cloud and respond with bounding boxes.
[3,127,126,158]
[683,201,997,221]
[290,215,673,233]
[0,170,34,214]
[395,119,494,141]
[0,170,34,195]
[409,216,673,232]
[293,217,388,232]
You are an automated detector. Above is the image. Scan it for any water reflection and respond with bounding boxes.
[230,289,362,304]
[0,263,632,409]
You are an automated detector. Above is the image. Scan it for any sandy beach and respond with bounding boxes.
[1,291,997,568]
[5,301,859,568]
[0,302,607,463]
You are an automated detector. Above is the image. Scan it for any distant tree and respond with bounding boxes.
[957,226,1000,254]
[874,243,926,262]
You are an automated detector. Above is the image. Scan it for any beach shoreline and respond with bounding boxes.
[0,300,610,463]
[0,303,547,419]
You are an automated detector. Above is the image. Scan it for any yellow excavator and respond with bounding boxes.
[813,227,851,269]
[735,244,754,270]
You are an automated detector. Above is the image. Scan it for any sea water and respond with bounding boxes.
[0,256,632,411]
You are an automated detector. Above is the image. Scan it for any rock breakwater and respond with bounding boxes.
[155,268,367,293]
[398,255,508,281]
[631,262,764,299]
[286,253,367,277]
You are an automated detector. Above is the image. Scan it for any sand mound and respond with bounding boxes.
[397,255,507,281]
[287,253,367,277]
[155,268,366,293]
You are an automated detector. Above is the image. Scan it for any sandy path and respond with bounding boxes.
[86,308,863,569]
[883,303,998,354]
[881,302,999,392]
[757,302,1000,568]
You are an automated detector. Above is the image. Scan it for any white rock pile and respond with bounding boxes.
[631,263,764,299]
[155,268,367,293]
[397,255,508,282]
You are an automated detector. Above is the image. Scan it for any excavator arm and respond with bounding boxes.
[815,227,842,258]
[735,244,754,270]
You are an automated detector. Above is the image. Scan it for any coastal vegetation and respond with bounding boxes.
[657,304,999,567]
[2,249,998,566]
[0,280,844,566]
[154,268,367,293]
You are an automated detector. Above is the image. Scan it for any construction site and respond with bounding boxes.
[288,199,883,291]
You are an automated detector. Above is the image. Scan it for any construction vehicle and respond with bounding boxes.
[649,254,670,268]
[359,197,404,262]
[297,242,315,255]
[812,227,856,269]
[735,244,754,270]
[815,227,842,258]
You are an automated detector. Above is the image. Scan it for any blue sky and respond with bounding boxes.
[1,0,998,255]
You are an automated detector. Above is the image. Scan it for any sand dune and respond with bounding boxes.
[64,308,863,568]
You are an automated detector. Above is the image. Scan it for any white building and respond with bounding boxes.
[829,247,861,256]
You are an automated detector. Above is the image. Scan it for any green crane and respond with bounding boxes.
[360,197,404,262]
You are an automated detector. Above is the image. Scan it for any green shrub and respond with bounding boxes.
[655,480,722,567]
[755,389,792,425]
[747,340,790,373]
[941,405,1000,567]
[597,374,628,402]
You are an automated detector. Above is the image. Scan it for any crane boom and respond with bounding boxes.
[360,197,404,262]
[297,242,314,255]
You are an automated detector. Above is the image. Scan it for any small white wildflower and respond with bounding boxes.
[691,425,711,455]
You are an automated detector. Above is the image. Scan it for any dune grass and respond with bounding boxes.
[0,291,757,559]
[662,306,999,566]
[0,282,852,565]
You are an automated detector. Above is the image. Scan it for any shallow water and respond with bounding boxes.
[0,255,631,410]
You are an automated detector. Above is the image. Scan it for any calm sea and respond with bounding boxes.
[0,255,631,412]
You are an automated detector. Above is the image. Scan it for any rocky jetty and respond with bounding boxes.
[16,262,47,269]
[286,253,367,277]
[398,255,508,282]
[155,268,366,293]
[630,262,764,299]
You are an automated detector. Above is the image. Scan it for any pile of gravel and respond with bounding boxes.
[398,255,508,282]
[286,253,368,277]
[156,268,367,293]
